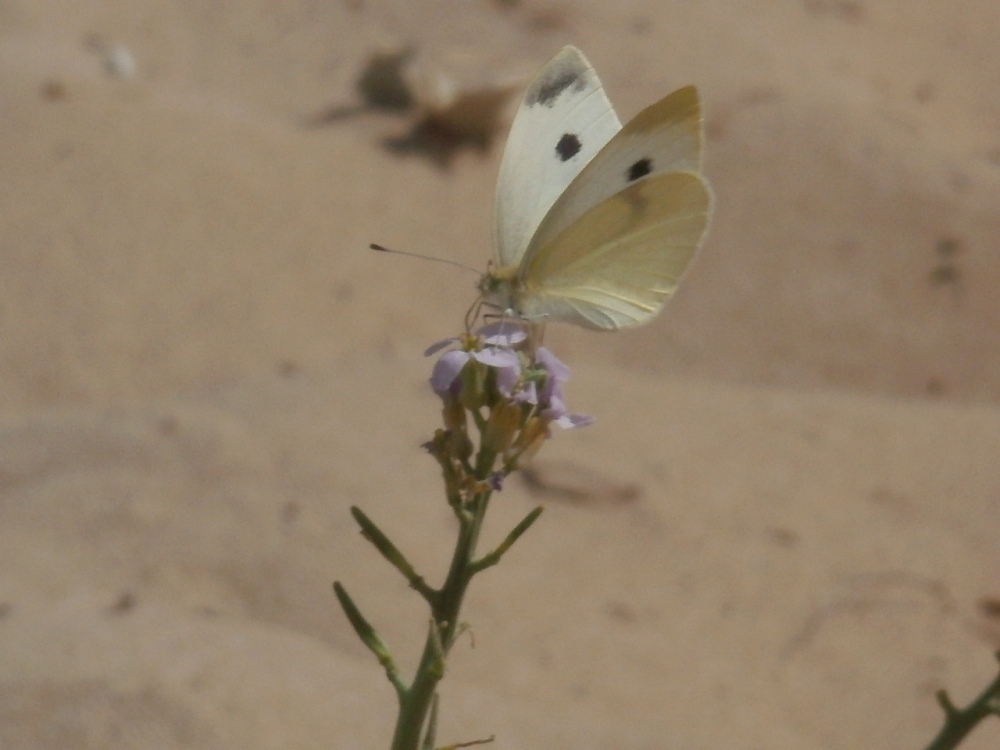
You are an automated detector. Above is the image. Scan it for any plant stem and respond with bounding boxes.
[924,653,1000,750]
[389,489,492,750]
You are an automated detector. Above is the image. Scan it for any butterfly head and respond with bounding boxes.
[477,262,520,309]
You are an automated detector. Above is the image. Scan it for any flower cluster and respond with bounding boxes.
[424,323,592,502]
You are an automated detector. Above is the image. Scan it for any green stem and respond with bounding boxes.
[924,652,1000,750]
[389,485,493,750]
[420,695,440,750]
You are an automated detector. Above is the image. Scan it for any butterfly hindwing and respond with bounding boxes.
[516,171,712,330]
[522,85,704,262]
[493,47,621,269]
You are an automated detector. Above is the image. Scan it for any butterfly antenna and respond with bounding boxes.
[369,243,480,275]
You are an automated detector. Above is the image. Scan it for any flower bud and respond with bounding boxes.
[508,415,550,468]
[448,426,474,463]
[459,359,487,411]
[483,400,524,454]
[441,399,467,432]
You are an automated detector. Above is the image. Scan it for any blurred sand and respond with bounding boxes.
[1,1,999,748]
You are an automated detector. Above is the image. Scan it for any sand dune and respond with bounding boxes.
[2,1,999,748]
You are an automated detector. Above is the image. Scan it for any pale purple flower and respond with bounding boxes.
[536,347,570,387]
[479,321,527,348]
[430,349,473,395]
[534,347,594,429]
[494,358,521,397]
[426,324,525,397]
[427,326,592,428]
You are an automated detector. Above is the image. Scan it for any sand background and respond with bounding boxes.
[1,1,999,748]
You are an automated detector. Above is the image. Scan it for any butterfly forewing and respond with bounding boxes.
[522,85,704,263]
[493,47,621,269]
[517,171,712,330]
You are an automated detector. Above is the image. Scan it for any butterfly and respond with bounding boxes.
[479,46,713,331]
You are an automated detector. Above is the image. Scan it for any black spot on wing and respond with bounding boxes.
[626,157,653,182]
[527,67,585,107]
[556,133,582,161]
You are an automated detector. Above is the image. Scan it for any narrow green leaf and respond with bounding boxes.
[351,506,439,605]
[470,506,544,574]
[333,581,407,698]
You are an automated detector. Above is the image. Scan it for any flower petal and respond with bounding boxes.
[536,347,571,382]
[554,413,595,429]
[480,321,528,347]
[430,350,470,394]
[540,390,567,421]
[514,380,538,405]
[495,360,522,397]
[424,336,461,357]
[473,347,520,369]
[489,471,506,491]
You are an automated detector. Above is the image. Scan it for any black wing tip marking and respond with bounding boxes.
[526,54,590,108]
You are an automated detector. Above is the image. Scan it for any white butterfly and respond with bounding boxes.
[479,46,713,331]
